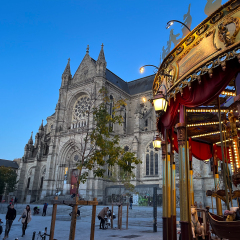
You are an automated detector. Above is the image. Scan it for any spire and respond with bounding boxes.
[86,45,89,54]
[97,43,106,63]
[61,58,72,87]
[39,120,44,131]
[96,43,107,77]
[63,58,71,75]
[28,131,33,145]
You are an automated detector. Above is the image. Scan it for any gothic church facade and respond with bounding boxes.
[16,45,215,206]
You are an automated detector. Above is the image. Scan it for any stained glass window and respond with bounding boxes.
[146,142,159,176]
[72,94,91,128]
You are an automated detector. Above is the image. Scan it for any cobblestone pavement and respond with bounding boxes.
[0,203,181,239]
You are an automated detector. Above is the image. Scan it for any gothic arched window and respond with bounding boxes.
[146,142,159,176]
[109,95,114,131]
[40,177,44,189]
[122,106,126,132]
[27,177,31,189]
[71,95,90,129]
[109,95,114,116]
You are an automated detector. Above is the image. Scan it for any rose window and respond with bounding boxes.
[72,95,90,121]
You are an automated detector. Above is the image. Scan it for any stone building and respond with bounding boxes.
[16,45,215,206]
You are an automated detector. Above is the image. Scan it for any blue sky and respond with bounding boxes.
[0,0,228,160]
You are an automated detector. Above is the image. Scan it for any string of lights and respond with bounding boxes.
[191,130,226,138]
[186,109,228,113]
[221,91,236,96]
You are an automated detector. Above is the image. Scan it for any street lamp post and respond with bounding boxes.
[166,20,191,32]
[139,65,159,74]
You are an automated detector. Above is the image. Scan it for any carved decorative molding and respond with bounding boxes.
[176,123,186,146]
[218,17,240,46]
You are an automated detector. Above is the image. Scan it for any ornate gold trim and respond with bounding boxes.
[167,54,175,63]
[177,37,204,62]
[176,45,184,55]
[185,35,195,46]
[227,0,240,11]
[210,11,224,24]
[196,24,209,36]
[218,17,240,46]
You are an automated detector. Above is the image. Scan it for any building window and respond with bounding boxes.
[124,146,131,167]
[145,119,148,127]
[146,142,159,176]
[109,95,114,131]
[71,94,90,129]
[121,106,126,132]
[124,146,129,152]
[27,177,31,189]
[108,165,112,177]
[40,177,44,189]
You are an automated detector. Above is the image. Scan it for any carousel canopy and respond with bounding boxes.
[154,0,240,161]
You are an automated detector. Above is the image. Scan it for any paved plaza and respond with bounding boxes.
[0,203,181,240]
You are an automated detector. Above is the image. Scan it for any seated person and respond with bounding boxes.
[224,207,239,221]
[236,208,240,221]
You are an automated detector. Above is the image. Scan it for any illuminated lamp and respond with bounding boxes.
[153,85,168,115]
[153,135,162,151]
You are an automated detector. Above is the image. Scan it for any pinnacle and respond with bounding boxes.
[97,43,106,63]
[39,120,44,131]
[28,131,33,145]
[63,58,71,75]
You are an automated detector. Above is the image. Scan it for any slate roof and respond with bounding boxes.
[106,69,130,94]
[0,159,19,169]
[106,69,155,95]
[90,57,155,95]
[127,75,155,95]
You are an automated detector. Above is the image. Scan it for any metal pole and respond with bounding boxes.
[166,20,191,32]
[126,204,128,230]
[153,187,157,232]
[32,231,36,240]
[162,140,167,240]
[111,204,113,229]
[217,97,230,210]
[170,130,177,240]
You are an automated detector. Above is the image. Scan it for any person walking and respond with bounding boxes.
[3,204,16,239]
[0,219,3,236]
[18,205,32,237]
[42,203,48,216]
[129,196,133,209]
[97,207,109,229]
[14,197,18,206]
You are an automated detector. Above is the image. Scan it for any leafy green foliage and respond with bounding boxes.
[0,166,18,195]
[75,88,141,190]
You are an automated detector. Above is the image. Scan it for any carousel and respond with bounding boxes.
[150,0,240,239]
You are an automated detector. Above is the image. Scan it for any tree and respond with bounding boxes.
[70,87,141,194]
[66,88,142,239]
[0,166,18,196]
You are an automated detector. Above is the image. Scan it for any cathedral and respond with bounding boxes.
[16,45,215,206]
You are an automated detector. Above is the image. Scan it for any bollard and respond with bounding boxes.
[32,231,36,240]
